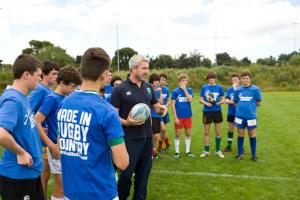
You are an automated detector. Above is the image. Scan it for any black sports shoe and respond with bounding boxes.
[251,156,259,162]
[223,147,232,152]
[235,155,243,160]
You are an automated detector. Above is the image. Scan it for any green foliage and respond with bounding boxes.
[289,54,300,66]
[22,40,77,67]
[151,54,173,69]
[216,52,231,66]
[36,46,75,67]
[256,56,277,66]
[201,57,212,68]
[111,47,138,71]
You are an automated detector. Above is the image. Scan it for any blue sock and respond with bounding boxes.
[250,137,256,157]
[238,137,244,156]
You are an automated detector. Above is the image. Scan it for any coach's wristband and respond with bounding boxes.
[108,137,125,147]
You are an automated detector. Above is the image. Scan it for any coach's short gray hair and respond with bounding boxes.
[128,54,149,71]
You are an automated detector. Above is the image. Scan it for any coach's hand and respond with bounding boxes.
[126,114,145,126]
[17,150,33,167]
[49,143,60,160]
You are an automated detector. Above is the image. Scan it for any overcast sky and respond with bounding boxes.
[0,0,300,64]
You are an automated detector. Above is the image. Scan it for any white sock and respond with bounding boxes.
[185,136,191,153]
[51,196,65,200]
[174,138,180,153]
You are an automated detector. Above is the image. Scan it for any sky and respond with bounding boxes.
[0,0,300,64]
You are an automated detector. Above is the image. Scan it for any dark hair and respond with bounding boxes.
[159,73,168,79]
[80,48,111,81]
[231,73,240,79]
[12,54,42,80]
[57,66,82,85]
[111,76,122,86]
[240,71,252,78]
[149,73,160,84]
[206,71,217,80]
[42,60,60,75]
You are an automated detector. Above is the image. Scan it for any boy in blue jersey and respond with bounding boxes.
[35,66,81,200]
[158,73,171,153]
[171,73,195,159]
[234,71,262,161]
[149,73,163,159]
[57,48,129,200]
[28,60,59,197]
[224,74,240,152]
[103,69,113,102]
[0,54,44,200]
[200,71,225,158]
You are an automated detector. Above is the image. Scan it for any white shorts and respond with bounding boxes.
[47,147,62,174]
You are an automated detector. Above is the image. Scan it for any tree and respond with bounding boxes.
[240,57,251,66]
[289,54,300,66]
[201,57,212,68]
[230,57,241,66]
[216,52,231,66]
[36,46,75,67]
[111,47,137,71]
[256,56,277,66]
[22,40,54,55]
[152,54,173,69]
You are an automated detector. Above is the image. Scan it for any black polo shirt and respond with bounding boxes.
[111,78,158,139]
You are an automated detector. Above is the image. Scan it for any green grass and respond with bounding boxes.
[1,92,300,199]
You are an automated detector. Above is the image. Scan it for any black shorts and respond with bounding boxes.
[162,113,170,124]
[0,175,44,200]
[227,115,235,123]
[203,111,223,124]
[152,118,161,134]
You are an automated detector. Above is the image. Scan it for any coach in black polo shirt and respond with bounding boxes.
[111,54,167,200]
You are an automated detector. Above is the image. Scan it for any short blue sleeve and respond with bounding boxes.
[200,86,205,97]
[226,89,230,99]
[166,88,170,99]
[188,88,194,97]
[103,110,124,142]
[256,88,262,101]
[220,86,225,97]
[39,95,56,117]
[171,90,177,100]
[233,89,239,102]
[0,99,19,133]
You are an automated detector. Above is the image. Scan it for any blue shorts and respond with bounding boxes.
[234,117,257,129]
[162,113,170,124]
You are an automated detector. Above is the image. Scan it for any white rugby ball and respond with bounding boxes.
[130,103,150,122]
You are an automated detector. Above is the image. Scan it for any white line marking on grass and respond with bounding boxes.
[153,170,298,181]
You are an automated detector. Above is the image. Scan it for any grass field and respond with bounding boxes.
[1,92,300,200]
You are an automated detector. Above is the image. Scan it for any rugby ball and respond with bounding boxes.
[130,103,150,122]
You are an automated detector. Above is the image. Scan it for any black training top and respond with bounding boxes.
[111,78,158,139]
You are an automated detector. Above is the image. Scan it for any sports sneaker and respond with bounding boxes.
[235,155,243,160]
[173,153,180,160]
[200,151,210,158]
[215,151,225,158]
[251,156,259,162]
[223,147,232,152]
[186,152,195,158]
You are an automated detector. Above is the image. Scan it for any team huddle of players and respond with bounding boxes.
[0,49,261,200]
[137,71,261,161]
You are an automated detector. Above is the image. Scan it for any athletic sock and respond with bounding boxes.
[215,137,221,152]
[238,136,244,156]
[250,137,257,157]
[174,138,180,153]
[164,137,170,148]
[185,136,191,153]
[204,145,209,152]
[227,132,233,148]
[158,140,163,151]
